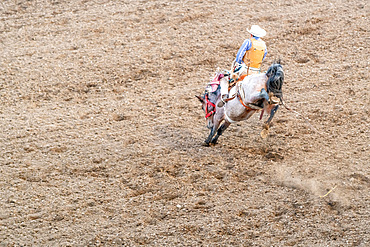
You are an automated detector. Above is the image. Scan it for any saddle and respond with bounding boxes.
[206,70,247,94]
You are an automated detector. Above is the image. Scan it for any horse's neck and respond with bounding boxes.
[215,87,221,100]
[209,87,221,102]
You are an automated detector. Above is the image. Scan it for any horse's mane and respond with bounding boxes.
[266,60,284,100]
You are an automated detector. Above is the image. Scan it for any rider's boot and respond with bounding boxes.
[218,77,231,107]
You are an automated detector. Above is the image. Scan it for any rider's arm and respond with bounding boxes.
[263,48,267,61]
[235,39,252,64]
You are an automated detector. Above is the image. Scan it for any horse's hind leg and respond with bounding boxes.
[211,121,231,144]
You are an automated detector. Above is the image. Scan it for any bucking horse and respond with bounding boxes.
[196,61,284,146]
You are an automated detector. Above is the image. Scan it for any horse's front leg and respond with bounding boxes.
[211,120,231,144]
[204,117,223,146]
[204,126,217,146]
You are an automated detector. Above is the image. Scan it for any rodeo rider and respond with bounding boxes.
[218,25,268,107]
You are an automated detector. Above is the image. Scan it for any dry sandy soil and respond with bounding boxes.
[0,0,369,246]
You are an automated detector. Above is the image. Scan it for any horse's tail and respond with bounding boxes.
[266,60,284,101]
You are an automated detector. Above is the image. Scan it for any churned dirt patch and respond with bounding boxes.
[0,0,368,246]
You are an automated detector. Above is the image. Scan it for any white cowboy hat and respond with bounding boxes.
[247,25,266,37]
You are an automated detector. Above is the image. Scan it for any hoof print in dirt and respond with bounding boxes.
[264,152,284,161]
[112,113,126,121]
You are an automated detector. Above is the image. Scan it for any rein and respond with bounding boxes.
[204,94,216,119]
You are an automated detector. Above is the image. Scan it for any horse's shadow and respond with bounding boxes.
[153,124,204,151]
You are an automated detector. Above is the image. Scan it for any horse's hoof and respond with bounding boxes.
[260,129,269,139]
[202,142,210,147]
[269,96,279,105]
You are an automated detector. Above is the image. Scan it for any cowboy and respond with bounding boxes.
[218,25,267,107]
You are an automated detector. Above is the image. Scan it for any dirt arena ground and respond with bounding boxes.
[0,0,369,246]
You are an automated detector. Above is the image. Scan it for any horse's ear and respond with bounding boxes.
[195,95,204,103]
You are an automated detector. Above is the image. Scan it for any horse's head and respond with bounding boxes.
[266,61,284,102]
[196,91,219,129]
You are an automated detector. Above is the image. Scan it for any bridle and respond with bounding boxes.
[204,94,216,119]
